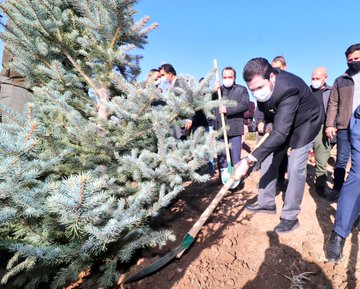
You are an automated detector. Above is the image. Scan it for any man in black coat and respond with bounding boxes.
[234,57,323,233]
[213,66,249,176]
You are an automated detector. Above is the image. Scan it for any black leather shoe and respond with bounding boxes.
[326,231,345,263]
[277,179,287,192]
[327,189,339,202]
[274,218,299,233]
[315,185,327,199]
[245,202,276,214]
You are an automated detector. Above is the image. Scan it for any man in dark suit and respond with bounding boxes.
[234,57,323,233]
[159,63,192,139]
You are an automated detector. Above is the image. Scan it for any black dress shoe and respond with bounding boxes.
[327,189,339,202]
[277,179,287,192]
[245,202,276,214]
[326,231,345,263]
[274,218,299,233]
[315,185,327,199]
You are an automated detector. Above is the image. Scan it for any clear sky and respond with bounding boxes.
[133,0,359,91]
[1,0,359,95]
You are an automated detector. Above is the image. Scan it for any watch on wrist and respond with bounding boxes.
[245,156,256,167]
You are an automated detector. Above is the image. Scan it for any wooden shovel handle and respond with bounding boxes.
[176,132,269,258]
[214,59,231,164]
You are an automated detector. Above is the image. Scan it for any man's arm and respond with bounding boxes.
[244,101,255,119]
[325,80,339,139]
[251,92,299,163]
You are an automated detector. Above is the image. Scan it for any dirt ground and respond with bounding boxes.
[2,139,359,289]
[122,138,360,289]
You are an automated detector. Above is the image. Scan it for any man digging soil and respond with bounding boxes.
[233,57,323,233]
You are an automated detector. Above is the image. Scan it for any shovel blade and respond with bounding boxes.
[220,168,240,189]
[124,234,194,283]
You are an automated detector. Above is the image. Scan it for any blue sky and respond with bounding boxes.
[133,0,359,92]
[1,0,359,96]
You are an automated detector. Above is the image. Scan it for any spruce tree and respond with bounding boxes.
[0,0,220,288]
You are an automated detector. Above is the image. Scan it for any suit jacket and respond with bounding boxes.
[172,77,191,95]
[170,77,192,139]
[252,70,323,163]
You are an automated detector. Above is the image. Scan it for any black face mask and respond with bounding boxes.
[347,61,360,73]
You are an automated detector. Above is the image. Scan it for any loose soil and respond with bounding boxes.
[122,139,359,289]
[2,139,359,289]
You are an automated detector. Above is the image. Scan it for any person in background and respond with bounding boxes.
[213,66,249,179]
[234,57,322,233]
[142,68,161,88]
[325,105,360,263]
[267,55,288,190]
[242,100,256,153]
[310,67,333,198]
[0,46,31,123]
[271,55,287,71]
[140,68,166,107]
[159,63,190,94]
[190,77,215,175]
[325,43,360,201]
[159,63,192,139]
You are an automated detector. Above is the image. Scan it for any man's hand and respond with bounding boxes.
[258,122,264,134]
[214,80,221,91]
[219,105,227,114]
[184,120,192,130]
[233,158,249,180]
[325,127,337,140]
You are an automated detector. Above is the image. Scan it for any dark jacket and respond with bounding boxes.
[173,77,191,95]
[252,70,323,163]
[173,77,211,130]
[243,101,255,125]
[213,84,249,137]
[310,84,332,115]
[192,110,210,131]
[326,71,355,129]
[0,48,25,87]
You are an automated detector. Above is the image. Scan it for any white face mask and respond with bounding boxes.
[154,78,161,86]
[161,76,170,85]
[223,79,234,88]
[311,80,322,89]
[252,83,273,102]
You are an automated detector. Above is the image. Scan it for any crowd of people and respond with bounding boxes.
[140,43,360,264]
[1,42,360,265]
[234,44,360,264]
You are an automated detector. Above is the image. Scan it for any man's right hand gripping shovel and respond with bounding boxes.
[233,157,251,180]
[232,132,269,182]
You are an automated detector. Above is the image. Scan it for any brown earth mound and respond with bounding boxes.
[123,139,359,289]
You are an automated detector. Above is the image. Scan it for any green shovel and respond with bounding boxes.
[124,133,269,284]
